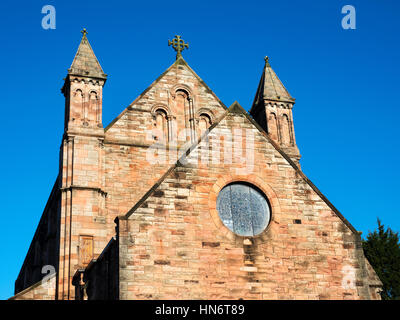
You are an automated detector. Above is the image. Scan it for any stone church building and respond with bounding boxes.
[11,30,382,300]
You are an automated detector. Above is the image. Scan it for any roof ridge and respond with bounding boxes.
[266,63,280,99]
[263,57,293,102]
[176,57,228,110]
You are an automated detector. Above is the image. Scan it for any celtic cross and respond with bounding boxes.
[168,35,189,59]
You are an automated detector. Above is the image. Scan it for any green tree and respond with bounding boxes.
[362,219,400,300]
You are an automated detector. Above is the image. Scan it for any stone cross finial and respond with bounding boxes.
[81,28,88,37]
[168,35,189,59]
[264,56,270,67]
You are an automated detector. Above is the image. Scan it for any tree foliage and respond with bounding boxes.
[362,219,400,300]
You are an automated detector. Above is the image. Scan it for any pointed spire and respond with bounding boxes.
[68,28,107,79]
[250,56,301,164]
[228,101,246,114]
[252,56,294,110]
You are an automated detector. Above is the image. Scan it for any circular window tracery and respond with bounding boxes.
[216,182,271,236]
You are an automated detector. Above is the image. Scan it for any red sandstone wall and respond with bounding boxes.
[117,110,381,300]
[57,60,227,299]
[103,60,226,237]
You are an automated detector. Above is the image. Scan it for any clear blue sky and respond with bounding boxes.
[0,0,399,299]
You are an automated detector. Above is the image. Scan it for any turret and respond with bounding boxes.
[250,57,301,164]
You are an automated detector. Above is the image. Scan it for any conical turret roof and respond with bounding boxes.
[251,57,294,112]
[68,29,107,80]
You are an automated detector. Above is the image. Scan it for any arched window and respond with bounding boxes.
[175,89,189,128]
[280,114,291,145]
[89,91,98,123]
[268,112,279,142]
[74,89,83,101]
[199,113,212,134]
[216,183,271,236]
[175,88,196,143]
[154,109,169,142]
[73,89,84,119]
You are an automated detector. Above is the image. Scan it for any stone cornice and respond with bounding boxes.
[63,130,105,140]
[61,185,107,197]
